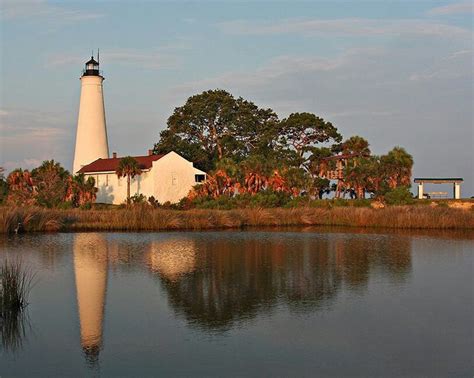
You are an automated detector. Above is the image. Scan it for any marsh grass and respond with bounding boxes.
[0,260,35,313]
[0,205,472,233]
[0,207,65,233]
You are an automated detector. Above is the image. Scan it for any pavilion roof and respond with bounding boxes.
[414,178,463,183]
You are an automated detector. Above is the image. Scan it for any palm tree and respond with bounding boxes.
[67,174,97,207]
[341,136,371,156]
[115,156,142,204]
[6,169,36,205]
[381,147,413,189]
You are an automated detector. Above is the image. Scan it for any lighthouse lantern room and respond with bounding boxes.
[83,56,100,76]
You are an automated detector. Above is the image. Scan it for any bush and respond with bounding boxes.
[56,201,73,210]
[332,198,350,207]
[351,199,372,207]
[384,186,415,205]
[79,202,92,210]
[131,193,147,204]
[190,191,292,210]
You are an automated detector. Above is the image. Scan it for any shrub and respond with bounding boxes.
[57,201,74,210]
[190,191,292,210]
[131,193,147,204]
[351,199,372,207]
[384,186,415,205]
[148,196,160,208]
[79,203,92,210]
[332,198,351,207]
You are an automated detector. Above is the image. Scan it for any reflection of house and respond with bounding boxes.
[78,151,206,204]
[147,239,196,281]
[73,234,108,364]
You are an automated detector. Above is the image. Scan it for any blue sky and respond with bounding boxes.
[1,0,473,194]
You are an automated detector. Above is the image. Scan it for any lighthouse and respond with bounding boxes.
[73,54,109,174]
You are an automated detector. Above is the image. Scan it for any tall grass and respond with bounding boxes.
[0,206,65,233]
[0,260,35,313]
[0,260,35,352]
[0,205,473,233]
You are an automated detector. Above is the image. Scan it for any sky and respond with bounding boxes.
[0,0,473,195]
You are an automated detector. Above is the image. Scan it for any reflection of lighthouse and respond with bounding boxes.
[73,53,109,174]
[147,239,196,281]
[73,233,108,365]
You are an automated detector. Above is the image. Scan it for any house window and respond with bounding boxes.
[105,174,108,186]
[195,174,205,183]
[96,175,100,185]
[171,173,177,186]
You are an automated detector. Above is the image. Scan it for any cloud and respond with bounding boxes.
[0,108,73,172]
[47,49,179,70]
[2,159,43,173]
[218,18,470,38]
[1,0,103,22]
[427,2,473,16]
[167,44,473,193]
[409,49,472,81]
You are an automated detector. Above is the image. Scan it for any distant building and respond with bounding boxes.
[72,54,206,204]
[78,150,206,204]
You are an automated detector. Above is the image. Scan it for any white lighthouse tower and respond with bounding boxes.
[73,54,109,174]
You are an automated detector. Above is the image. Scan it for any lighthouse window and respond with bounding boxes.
[195,174,205,183]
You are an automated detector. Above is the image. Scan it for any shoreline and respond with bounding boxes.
[1,205,473,234]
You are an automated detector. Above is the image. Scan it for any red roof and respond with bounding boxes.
[78,154,164,173]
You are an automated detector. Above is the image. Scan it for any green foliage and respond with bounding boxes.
[191,191,293,210]
[31,160,69,208]
[153,89,279,171]
[148,196,160,208]
[380,147,414,188]
[131,193,147,204]
[5,162,96,208]
[80,202,92,210]
[341,135,371,155]
[116,156,142,204]
[384,186,415,205]
[0,172,8,205]
[56,201,74,210]
[278,112,342,158]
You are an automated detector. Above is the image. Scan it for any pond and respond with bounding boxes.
[0,229,472,376]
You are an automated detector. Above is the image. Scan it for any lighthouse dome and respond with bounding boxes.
[83,56,100,76]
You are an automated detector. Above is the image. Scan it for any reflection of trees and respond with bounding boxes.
[157,234,412,330]
[147,239,196,281]
[0,235,67,269]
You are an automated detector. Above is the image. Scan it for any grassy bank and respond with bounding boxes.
[1,205,473,233]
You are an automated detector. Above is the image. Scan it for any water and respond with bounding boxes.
[0,229,472,376]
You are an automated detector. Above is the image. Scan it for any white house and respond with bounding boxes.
[78,150,206,204]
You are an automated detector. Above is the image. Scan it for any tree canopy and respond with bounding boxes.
[5,161,97,208]
[153,89,413,201]
[153,89,279,171]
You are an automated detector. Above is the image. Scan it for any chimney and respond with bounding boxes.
[112,152,117,158]
[148,149,153,156]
